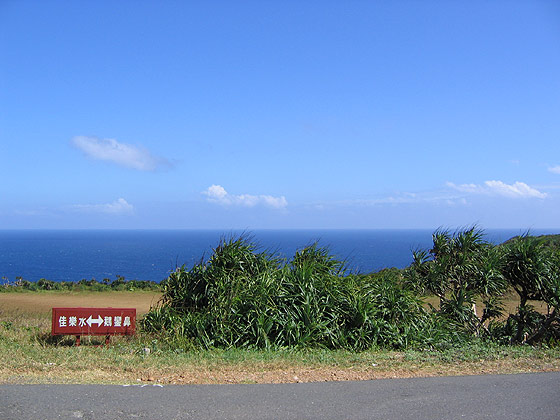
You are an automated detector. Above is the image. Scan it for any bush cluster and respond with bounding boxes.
[406,228,560,346]
[1,276,161,292]
[143,229,560,350]
[142,236,457,350]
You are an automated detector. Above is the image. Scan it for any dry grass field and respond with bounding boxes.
[0,290,161,315]
[1,290,559,385]
[423,292,549,321]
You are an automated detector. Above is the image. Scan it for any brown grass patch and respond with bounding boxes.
[0,290,161,316]
[423,292,549,319]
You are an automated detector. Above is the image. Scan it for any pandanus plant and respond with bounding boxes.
[500,234,560,344]
[143,235,431,350]
[406,227,506,335]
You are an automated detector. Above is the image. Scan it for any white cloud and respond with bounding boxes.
[72,198,134,214]
[548,166,560,174]
[446,180,547,199]
[71,136,171,171]
[203,185,288,209]
[205,184,228,200]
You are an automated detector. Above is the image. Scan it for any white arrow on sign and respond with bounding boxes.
[86,315,104,327]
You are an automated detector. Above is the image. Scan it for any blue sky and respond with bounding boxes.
[1,1,560,229]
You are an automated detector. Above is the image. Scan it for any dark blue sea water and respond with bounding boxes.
[0,229,557,283]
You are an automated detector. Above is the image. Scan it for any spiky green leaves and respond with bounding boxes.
[143,236,430,350]
[405,227,507,334]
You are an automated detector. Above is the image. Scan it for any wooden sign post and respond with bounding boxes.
[52,307,136,345]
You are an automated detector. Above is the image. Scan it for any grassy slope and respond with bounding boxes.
[1,291,559,385]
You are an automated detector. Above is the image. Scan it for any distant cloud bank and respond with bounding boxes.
[548,166,560,174]
[446,180,547,199]
[71,136,172,171]
[203,185,288,209]
[72,198,134,214]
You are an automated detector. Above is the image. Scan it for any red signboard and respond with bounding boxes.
[52,307,136,336]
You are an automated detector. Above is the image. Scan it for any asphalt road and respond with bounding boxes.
[1,373,559,420]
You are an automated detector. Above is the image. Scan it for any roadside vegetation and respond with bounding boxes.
[1,307,559,384]
[1,275,161,292]
[1,228,559,384]
[142,229,560,350]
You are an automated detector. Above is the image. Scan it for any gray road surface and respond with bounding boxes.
[1,372,559,420]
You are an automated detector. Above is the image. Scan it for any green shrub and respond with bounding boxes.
[0,276,161,292]
[142,236,432,350]
[404,227,506,335]
[37,278,60,290]
[499,235,560,344]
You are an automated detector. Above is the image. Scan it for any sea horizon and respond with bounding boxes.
[2,228,559,283]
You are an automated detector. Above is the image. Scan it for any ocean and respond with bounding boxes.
[0,229,556,283]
